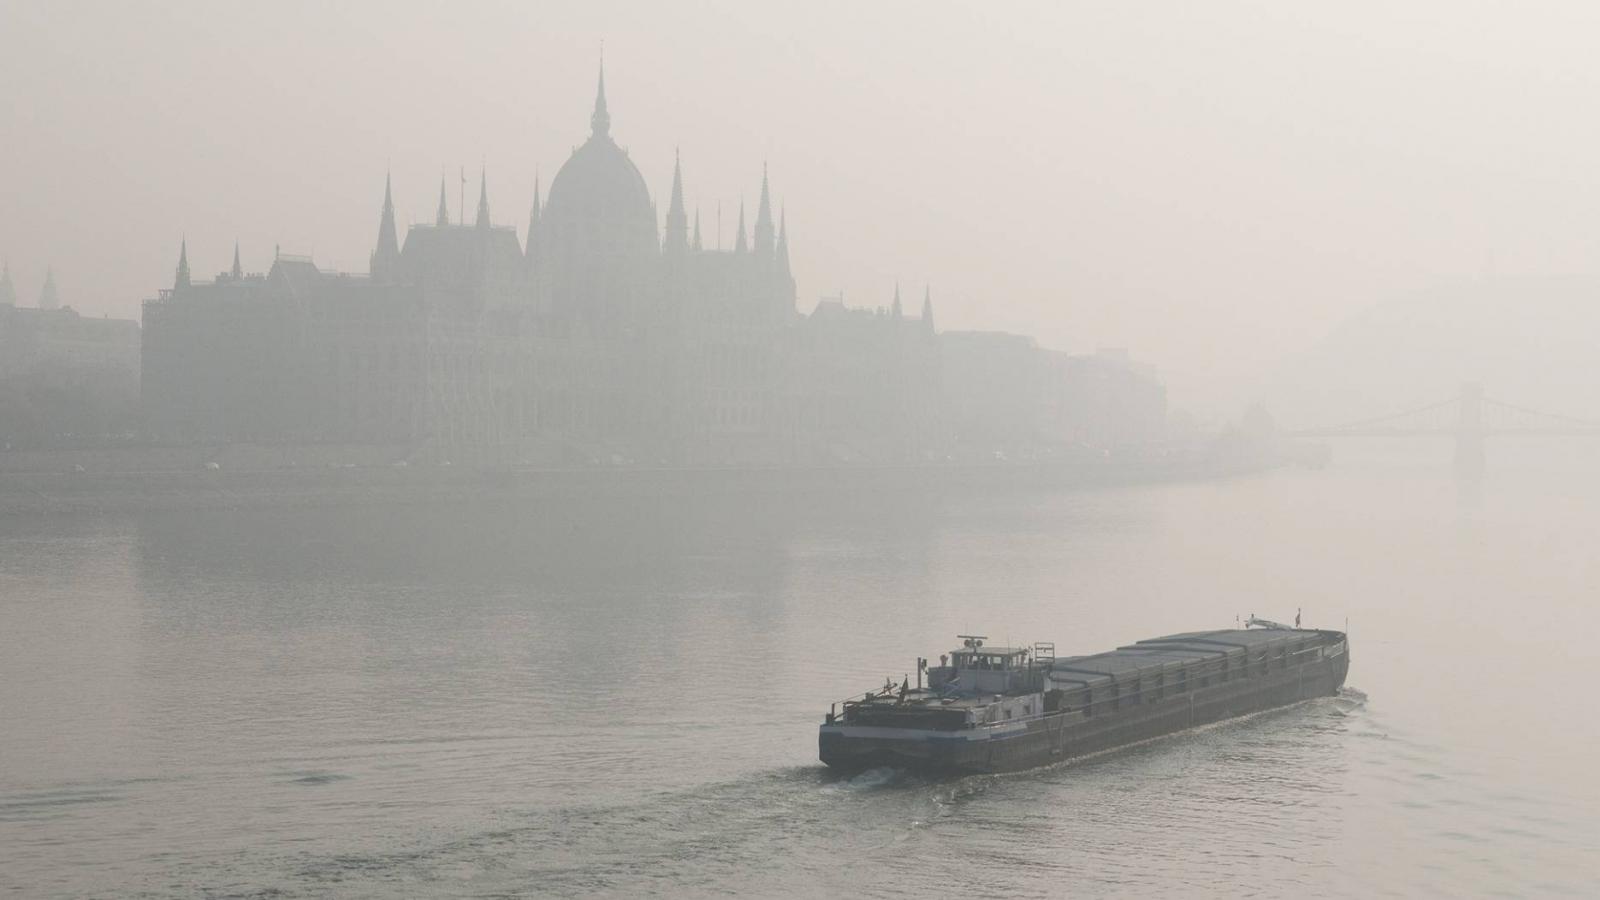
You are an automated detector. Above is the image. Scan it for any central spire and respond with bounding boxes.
[590,55,611,138]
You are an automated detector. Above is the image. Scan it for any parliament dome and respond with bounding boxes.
[541,66,658,259]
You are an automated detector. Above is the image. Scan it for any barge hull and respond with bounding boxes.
[820,629,1348,775]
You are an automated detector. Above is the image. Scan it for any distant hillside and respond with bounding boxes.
[1259,276,1600,430]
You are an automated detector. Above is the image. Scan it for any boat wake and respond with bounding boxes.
[829,765,904,791]
[1330,685,1369,716]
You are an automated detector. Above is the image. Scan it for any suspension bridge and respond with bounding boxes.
[1288,383,1600,470]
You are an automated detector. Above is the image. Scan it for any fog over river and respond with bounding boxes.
[2,443,1596,897]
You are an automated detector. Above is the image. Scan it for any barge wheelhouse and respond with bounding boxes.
[819,623,1349,775]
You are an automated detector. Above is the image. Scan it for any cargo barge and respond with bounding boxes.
[819,619,1349,775]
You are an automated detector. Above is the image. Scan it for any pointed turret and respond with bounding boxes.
[371,171,401,281]
[753,163,775,260]
[525,175,542,262]
[921,286,935,332]
[475,168,491,229]
[436,174,450,226]
[0,261,15,307]
[692,208,703,252]
[734,201,748,254]
[174,239,191,291]
[231,242,243,279]
[664,149,689,256]
[591,56,611,138]
[891,282,903,318]
[775,209,791,281]
[38,267,59,310]
[775,210,795,310]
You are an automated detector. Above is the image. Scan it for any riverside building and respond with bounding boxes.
[140,67,1165,467]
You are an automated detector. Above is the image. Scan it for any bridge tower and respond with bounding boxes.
[1455,381,1485,475]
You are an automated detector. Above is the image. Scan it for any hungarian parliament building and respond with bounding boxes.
[141,70,1165,467]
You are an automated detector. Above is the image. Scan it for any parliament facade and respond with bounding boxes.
[141,70,1165,467]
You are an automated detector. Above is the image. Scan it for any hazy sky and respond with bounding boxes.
[4,1,1598,413]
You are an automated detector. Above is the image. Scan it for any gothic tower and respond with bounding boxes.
[753,164,774,262]
[174,240,191,291]
[663,149,689,260]
[475,169,491,229]
[775,209,796,311]
[748,164,774,264]
[371,172,400,282]
[525,176,543,283]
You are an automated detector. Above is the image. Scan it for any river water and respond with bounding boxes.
[3,444,1597,897]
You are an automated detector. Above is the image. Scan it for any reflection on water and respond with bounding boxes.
[2,447,1598,897]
